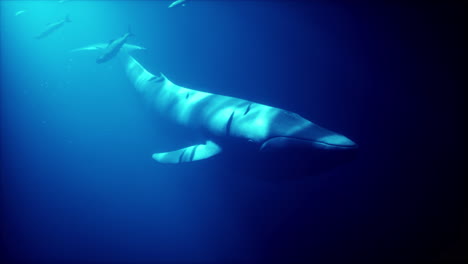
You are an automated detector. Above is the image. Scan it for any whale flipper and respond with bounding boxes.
[152,140,222,164]
[70,45,104,52]
[70,43,145,53]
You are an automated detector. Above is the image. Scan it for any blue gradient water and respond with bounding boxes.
[1,1,465,263]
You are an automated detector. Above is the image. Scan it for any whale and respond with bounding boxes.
[71,43,358,174]
[168,0,187,8]
[120,54,358,174]
[15,10,26,17]
[93,29,135,64]
[35,15,71,39]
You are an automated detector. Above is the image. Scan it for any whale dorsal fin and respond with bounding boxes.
[152,140,222,164]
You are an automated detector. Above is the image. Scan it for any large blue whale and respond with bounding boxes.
[124,55,358,170]
[73,45,358,175]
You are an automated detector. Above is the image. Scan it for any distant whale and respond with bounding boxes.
[35,15,71,39]
[15,10,26,16]
[168,0,187,8]
[122,54,358,170]
[93,28,135,64]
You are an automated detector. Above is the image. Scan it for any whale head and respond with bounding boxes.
[255,129,358,177]
[238,109,359,176]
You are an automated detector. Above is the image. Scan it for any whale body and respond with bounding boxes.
[123,55,358,173]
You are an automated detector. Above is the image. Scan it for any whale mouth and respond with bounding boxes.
[254,135,358,176]
[259,135,358,152]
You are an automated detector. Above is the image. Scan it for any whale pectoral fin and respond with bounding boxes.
[152,140,222,164]
[69,44,106,52]
[70,43,145,53]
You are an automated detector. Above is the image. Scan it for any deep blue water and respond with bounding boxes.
[1,1,465,263]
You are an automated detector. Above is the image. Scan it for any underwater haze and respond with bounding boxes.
[1,1,466,263]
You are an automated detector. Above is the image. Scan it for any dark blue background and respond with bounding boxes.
[1,1,466,263]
